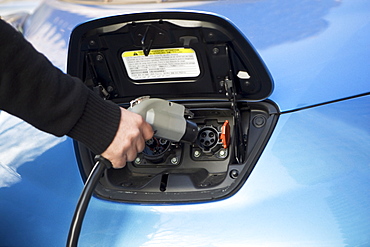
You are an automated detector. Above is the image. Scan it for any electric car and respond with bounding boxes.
[1,0,370,246]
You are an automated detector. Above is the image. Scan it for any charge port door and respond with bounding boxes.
[68,12,279,203]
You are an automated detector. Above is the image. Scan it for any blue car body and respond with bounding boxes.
[1,0,370,246]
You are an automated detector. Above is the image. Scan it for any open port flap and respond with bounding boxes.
[67,11,273,102]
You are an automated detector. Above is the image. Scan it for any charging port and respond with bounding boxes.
[198,126,219,152]
[69,12,278,203]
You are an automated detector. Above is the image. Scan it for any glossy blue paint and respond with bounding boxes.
[0,0,41,16]
[1,0,370,246]
[176,0,370,111]
[3,95,369,246]
[22,0,370,110]
[0,114,82,245]
[77,95,370,247]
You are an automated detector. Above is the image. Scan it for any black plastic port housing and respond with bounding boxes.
[69,12,279,203]
[75,100,278,203]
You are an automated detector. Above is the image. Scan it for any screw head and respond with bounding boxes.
[107,86,114,92]
[230,169,239,179]
[194,150,201,158]
[96,54,104,61]
[134,157,141,165]
[171,157,179,165]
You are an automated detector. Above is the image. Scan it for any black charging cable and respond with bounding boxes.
[67,155,112,247]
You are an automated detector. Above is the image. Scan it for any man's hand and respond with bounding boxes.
[101,107,153,168]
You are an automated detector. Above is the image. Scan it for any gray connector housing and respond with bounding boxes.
[128,98,187,142]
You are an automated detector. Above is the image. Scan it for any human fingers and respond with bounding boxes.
[141,121,154,141]
[125,135,145,162]
[102,108,153,168]
[135,134,146,153]
[113,154,127,169]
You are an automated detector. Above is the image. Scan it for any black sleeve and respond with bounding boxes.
[0,19,121,154]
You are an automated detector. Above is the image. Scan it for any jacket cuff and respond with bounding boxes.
[67,90,121,154]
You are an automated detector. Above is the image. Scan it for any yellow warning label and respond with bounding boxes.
[121,47,200,80]
[122,48,195,57]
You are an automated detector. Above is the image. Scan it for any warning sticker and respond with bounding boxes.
[122,48,200,80]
